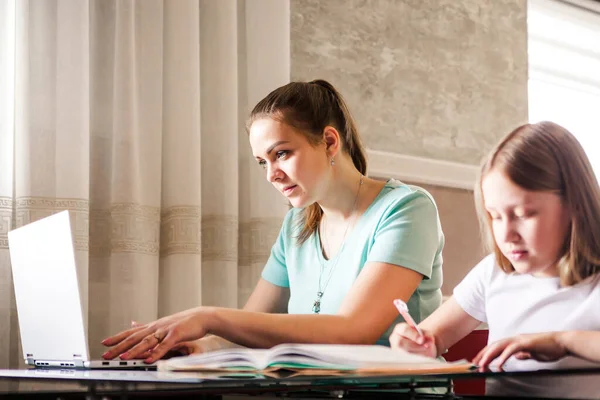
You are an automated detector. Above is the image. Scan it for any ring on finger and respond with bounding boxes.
[153,331,165,343]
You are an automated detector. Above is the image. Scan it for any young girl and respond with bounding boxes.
[390,121,600,398]
[101,79,445,362]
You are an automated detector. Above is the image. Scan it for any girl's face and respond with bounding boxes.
[482,168,571,277]
[249,118,331,208]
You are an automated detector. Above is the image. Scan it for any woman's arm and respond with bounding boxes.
[103,261,424,362]
[190,279,290,352]
[207,261,424,348]
[243,278,290,313]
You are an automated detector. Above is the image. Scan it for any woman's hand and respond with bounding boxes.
[128,322,212,359]
[473,332,568,371]
[389,322,437,358]
[101,307,213,363]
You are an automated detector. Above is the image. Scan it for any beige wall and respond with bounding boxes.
[291,0,528,290]
[416,183,486,295]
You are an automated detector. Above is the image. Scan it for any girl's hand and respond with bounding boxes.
[389,322,437,358]
[101,308,212,363]
[473,332,568,371]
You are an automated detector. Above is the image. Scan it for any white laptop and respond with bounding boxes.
[8,210,155,369]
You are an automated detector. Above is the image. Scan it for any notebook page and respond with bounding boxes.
[161,348,272,370]
[269,344,441,368]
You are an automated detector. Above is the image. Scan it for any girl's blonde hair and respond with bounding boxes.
[247,80,367,245]
[475,121,600,286]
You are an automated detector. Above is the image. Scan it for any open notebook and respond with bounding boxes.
[158,344,474,375]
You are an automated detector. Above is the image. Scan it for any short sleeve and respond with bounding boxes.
[453,254,495,323]
[261,210,294,288]
[366,192,442,279]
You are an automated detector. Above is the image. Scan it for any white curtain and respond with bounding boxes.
[528,0,600,174]
[0,0,290,368]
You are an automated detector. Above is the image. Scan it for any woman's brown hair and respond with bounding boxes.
[247,79,367,245]
[475,121,600,286]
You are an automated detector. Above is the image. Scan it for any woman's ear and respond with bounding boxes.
[323,126,341,158]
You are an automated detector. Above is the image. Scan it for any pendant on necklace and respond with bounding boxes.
[313,291,323,314]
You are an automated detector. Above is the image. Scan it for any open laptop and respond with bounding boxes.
[8,210,155,369]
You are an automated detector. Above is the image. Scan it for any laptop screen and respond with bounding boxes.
[8,210,89,364]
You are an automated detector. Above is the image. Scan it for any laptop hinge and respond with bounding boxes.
[71,354,85,368]
[26,353,85,368]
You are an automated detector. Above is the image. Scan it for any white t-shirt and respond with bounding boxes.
[454,254,600,398]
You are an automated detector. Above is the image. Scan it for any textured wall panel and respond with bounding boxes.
[291,0,528,164]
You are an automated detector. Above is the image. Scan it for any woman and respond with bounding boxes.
[102,79,445,364]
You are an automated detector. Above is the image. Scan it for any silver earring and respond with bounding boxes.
[330,157,335,166]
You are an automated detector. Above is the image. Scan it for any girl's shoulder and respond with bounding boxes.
[470,253,500,281]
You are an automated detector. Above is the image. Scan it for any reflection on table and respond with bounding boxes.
[0,366,599,399]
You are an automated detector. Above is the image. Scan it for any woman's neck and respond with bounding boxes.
[317,159,369,224]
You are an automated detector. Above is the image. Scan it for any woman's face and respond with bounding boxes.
[249,118,331,208]
[482,168,571,277]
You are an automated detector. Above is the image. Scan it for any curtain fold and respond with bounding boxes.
[0,0,290,368]
[0,0,17,371]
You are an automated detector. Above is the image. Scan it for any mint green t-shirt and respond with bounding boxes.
[261,179,444,345]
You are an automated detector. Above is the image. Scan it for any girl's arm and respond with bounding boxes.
[421,296,483,356]
[102,261,424,362]
[558,331,600,362]
[473,330,600,369]
[390,296,482,358]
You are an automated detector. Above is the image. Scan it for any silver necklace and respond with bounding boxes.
[313,175,364,314]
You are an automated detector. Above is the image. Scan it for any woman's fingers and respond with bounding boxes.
[101,325,146,347]
[144,332,178,363]
[102,327,154,360]
[102,312,208,362]
[138,341,199,360]
[168,341,196,357]
[119,329,168,360]
[120,339,196,360]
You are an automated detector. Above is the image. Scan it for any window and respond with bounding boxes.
[528,0,600,175]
